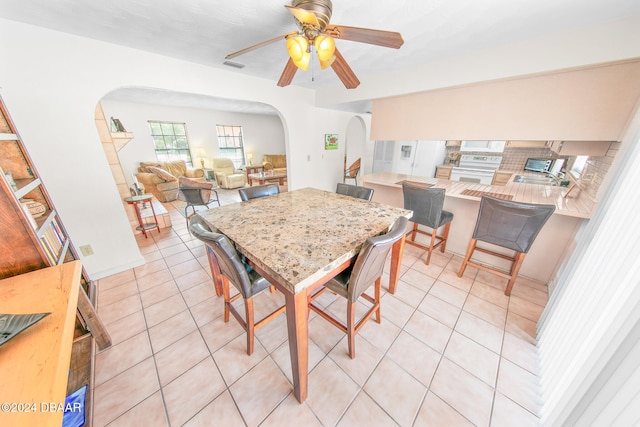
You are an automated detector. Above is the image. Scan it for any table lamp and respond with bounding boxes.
[247,153,253,165]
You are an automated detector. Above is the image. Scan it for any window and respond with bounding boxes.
[148,121,193,165]
[216,125,246,169]
[570,155,589,178]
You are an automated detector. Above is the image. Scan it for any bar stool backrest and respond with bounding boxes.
[189,216,254,298]
[473,195,555,253]
[347,216,408,302]
[402,182,446,229]
[336,183,374,201]
[238,184,280,201]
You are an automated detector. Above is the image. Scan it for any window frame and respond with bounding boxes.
[216,125,246,169]
[148,120,193,166]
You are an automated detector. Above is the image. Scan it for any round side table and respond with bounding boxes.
[124,195,160,238]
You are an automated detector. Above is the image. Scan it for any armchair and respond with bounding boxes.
[211,158,247,189]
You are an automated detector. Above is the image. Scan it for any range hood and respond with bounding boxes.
[460,140,506,153]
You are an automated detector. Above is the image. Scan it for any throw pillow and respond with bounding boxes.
[146,166,178,182]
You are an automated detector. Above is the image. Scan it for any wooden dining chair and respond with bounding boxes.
[308,216,408,358]
[238,183,280,201]
[344,158,361,185]
[458,195,555,295]
[189,215,285,355]
[402,181,454,265]
[336,183,374,201]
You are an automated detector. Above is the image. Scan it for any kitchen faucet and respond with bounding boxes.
[546,171,564,185]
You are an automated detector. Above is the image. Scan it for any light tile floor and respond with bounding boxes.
[93,188,546,426]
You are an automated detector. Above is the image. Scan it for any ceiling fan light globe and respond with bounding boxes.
[315,35,335,61]
[319,55,336,70]
[287,36,310,71]
[295,52,311,70]
[286,36,308,60]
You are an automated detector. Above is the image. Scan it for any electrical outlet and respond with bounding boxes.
[79,245,94,256]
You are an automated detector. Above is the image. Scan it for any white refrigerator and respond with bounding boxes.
[383,140,446,177]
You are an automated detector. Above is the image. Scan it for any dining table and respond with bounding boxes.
[196,187,412,403]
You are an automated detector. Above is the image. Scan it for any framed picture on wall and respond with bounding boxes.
[325,134,338,150]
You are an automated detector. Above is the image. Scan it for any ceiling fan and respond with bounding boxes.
[225,0,404,89]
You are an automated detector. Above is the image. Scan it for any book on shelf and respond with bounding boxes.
[43,227,62,253]
[39,236,57,264]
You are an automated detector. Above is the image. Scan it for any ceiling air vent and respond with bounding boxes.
[223,60,245,69]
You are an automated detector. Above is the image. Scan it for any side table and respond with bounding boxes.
[124,194,160,238]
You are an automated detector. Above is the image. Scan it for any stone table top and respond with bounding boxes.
[196,187,412,294]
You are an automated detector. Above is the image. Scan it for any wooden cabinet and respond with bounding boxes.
[492,171,513,186]
[0,96,109,425]
[436,165,452,179]
[506,140,548,148]
[549,140,611,156]
[445,140,461,147]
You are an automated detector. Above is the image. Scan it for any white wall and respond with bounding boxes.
[99,99,285,185]
[0,19,357,279]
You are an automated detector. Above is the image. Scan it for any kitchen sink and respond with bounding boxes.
[513,175,558,186]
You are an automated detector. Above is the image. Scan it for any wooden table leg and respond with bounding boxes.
[206,246,224,296]
[388,234,406,294]
[284,289,309,403]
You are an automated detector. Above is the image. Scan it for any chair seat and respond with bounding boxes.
[248,272,272,296]
[323,269,352,300]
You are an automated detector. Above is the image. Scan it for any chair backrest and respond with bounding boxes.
[347,216,408,302]
[238,184,280,201]
[189,216,253,297]
[402,182,446,229]
[178,176,213,204]
[473,195,555,253]
[336,183,374,201]
[345,158,361,178]
[211,157,235,175]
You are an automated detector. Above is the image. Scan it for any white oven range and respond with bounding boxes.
[450,155,503,184]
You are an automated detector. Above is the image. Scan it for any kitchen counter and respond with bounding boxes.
[362,172,593,283]
[362,172,595,218]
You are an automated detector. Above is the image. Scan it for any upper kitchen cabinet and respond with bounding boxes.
[506,140,548,148]
[549,140,611,156]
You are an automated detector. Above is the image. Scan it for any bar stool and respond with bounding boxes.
[402,182,454,265]
[458,195,555,295]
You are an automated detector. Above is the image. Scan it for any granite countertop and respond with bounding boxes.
[362,172,596,218]
[197,187,412,293]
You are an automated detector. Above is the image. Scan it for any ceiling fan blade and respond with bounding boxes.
[325,25,404,49]
[225,32,298,60]
[285,5,319,27]
[330,48,360,89]
[277,58,299,87]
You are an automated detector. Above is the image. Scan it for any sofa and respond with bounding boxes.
[262,154,287,173]
[135,160,204,202]
[211,157,247,189]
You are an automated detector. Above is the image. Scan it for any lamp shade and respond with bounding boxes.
[287,36,310,71]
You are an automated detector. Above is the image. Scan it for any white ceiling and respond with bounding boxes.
[1,0,638,114]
